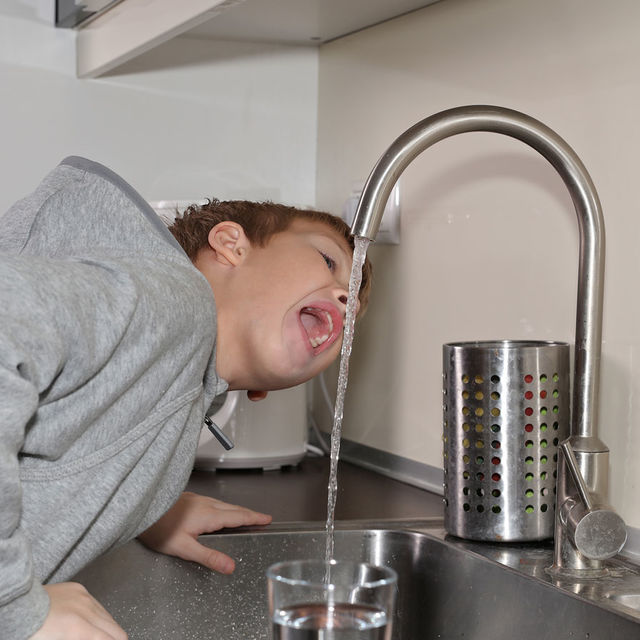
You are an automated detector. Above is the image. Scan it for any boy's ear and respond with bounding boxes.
[207,221,250,267]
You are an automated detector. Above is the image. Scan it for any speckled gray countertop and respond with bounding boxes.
[186,454,444,523]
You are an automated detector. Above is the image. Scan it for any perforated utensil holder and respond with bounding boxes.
[443,341,570,542]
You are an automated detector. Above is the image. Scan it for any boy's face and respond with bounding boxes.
[204,219,355,392]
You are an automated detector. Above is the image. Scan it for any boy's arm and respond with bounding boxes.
[0,256,129,639]
[0,270,64,638]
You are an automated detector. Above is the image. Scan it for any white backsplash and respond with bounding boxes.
[314,0,640,529]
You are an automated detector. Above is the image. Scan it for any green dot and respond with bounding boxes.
[541,455,548,464]
[525,489,534,498]
[525,505,534,513]
[540,440,548,448]
[540,423,547,431]
[525,473,534,481]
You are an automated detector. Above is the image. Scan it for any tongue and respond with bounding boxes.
[300,308,328,341]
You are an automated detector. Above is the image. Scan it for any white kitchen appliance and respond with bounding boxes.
[194,384,308,471]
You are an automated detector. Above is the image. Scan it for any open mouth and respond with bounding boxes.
[299,306,338,351]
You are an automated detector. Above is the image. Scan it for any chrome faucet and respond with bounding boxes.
[350,105,627,577]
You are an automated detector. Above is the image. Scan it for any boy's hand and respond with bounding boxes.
[138,491,272,574]
[31,582,127,640]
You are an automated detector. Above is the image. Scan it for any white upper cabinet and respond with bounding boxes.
[75,0,441,78]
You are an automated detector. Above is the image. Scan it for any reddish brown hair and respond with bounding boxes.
[169,199,372,313]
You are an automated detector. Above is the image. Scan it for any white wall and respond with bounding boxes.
[0,2,318,212]
[315,0,640,528]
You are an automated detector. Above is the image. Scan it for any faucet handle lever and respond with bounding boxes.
[560,441,594,510]
[559,440,627,560]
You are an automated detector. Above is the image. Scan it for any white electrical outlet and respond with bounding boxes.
[342,181,401,245]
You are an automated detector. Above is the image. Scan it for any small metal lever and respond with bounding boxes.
[204,415,235,451]
[558,441,626,562]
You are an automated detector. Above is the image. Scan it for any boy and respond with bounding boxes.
[0,157,372,640]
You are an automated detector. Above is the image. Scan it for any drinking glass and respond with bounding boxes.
[267,559,397,639]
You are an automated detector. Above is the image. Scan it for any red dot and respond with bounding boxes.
[525,424,534,432]
[525,390,533,400]
[524,374,533,383]
[525,407,533,416]
[492,473,501,482]
[492,457,501,465]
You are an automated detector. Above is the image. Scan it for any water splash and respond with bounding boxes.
[325,235,370,566]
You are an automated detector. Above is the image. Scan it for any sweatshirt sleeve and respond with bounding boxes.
[0,258,72,639]
[0,353,50,637]
[0,253,138,639]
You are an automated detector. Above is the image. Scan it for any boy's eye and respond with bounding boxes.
[320,251,336,272]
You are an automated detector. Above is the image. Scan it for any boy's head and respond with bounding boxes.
[170,200,371,313]
[169,200,372,394]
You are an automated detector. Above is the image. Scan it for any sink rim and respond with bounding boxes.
[202,516,640,624]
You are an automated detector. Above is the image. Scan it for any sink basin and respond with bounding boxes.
[73,519,640,639]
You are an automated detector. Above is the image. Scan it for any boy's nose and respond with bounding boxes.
[335,289,360,316]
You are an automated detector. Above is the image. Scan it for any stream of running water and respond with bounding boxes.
[324,235,370,566]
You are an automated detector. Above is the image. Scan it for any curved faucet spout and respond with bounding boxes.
[350,105,604,444]
[350,105,624,574]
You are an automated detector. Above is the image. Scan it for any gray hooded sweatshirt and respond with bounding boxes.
[0,157,227,639]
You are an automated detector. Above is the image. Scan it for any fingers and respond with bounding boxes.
[205,498,272,523]
[178,535,236,574]
[183,494,272,530]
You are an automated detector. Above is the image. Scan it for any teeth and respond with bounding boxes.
[310,335,327,348]
[326,312,334,334]
[309,311,333,349]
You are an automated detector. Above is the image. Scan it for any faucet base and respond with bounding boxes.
[546,563,611,580]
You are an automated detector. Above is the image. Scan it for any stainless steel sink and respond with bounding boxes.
[73,519,640,639]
